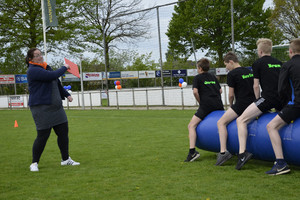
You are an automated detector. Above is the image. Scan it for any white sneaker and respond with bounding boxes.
[61,157,80,166]
[30,162,39,172]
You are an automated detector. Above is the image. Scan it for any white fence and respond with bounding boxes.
[0,84,230,109]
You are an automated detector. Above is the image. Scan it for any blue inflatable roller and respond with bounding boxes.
[195,110,300,166]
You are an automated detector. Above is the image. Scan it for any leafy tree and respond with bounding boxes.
[166,0,272,67]
[0,0,80,63]
[270,0,300,41]
[0,49,27,74]
[126,52,158,71]
[72,0,150,71]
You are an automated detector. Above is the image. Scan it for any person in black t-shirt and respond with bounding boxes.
[185,58,224,162]
[216,52,255,166]
[266,38,300,175]
[235,38,283,170]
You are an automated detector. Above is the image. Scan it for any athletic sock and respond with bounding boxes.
[238,152,245,158]
[276,159,286,166]
[189,148,195,155]
[220,152,225,155]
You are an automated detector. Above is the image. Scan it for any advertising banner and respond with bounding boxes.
[83,72,102,81]
[61,73,80,82]
[121,71,138,79]
[0,75,15,84]
[43,0,58,28]
[172,69,187,77]
[139,71,156,79]
[155,70,171,77]
[187,69,198,77]
[15,74,28,84]
[216,68,229,75]
[8,95,24,107]
[102,72,121,80]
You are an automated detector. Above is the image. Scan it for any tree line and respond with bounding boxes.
[0,0,299,87]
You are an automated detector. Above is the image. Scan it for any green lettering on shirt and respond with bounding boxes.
[268,64,281,68]
[204,81,216,85]
[242,73,253,79]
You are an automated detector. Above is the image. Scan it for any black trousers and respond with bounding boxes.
[32,122,69,163]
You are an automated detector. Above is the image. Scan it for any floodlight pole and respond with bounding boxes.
[102,18,109,106]
[156,7,165,106]
[79,57,85,110]
[231,0,235,52]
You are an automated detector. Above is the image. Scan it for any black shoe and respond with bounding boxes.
[215,151,233,166]
[184,151,200,162]
[266,161,290,175]
[235,151,253,170]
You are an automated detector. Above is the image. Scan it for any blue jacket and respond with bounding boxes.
[27,63,70,106]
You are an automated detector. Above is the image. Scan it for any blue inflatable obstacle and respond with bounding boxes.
[195,110,300,166]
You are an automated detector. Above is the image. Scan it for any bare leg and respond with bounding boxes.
[217,108,238,153]
[188,115,202,148]
[236,103,262,154]
[267,115,287,159]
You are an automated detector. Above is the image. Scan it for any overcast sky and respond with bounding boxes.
[53,0,274,65]
[125,0,274,63]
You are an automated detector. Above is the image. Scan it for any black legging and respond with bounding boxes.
[32,122,69,163]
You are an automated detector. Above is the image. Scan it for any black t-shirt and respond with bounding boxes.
[193,72,223,108]
[252,56,282,104]
[227,67,255,105]
[278,54,300,107]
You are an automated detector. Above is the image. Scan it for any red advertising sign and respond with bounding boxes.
[8,96,24,108]
[0,75,15,84]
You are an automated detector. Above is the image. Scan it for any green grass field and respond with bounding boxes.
[1,109,300,200]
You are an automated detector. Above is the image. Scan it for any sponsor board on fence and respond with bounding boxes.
[9,95,24,107]
[121,71,138,79]
[172,69,187,77]
[187,69,198,77]
[216,68,229,75]
[139,71,156,79]
[62,73,80,82]
[15,74,28,84]
[0,75,15,84]
[102,72,121,80]
[83,72,102,81]
[155,70,172,77]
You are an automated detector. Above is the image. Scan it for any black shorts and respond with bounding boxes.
[231,101,252,116]
[278,105,300,124]
[255,97,282,113]
[195,106,224,120]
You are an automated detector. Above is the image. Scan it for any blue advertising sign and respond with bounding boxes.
[109,72,121,79]
[172,69,187,77]
[155,70,171,77]
[102,72,121,79]
[15,74,28,83]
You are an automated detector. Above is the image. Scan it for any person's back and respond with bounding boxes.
[252,55,282,105]
[279,54,300,107]
[194,72,223,109]
[227,67,255,105]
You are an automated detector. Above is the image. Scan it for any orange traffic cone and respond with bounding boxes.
[14,120,18,128]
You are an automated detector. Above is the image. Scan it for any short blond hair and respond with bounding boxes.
[290,38,300,54]
[256,38,272,54]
